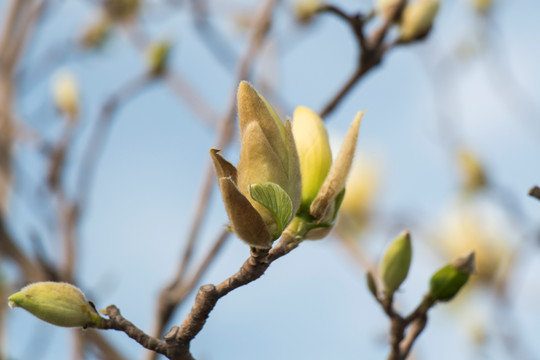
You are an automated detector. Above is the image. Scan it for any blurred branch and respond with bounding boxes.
[149,0,279,346]
[529,186,540,201]
[317,2,407,118]
[76,73,153,209]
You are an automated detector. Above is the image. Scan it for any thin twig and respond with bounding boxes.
[98,305,169,356]
[529,186,540,201]
[76,73,153,209]
[318,1,405,118]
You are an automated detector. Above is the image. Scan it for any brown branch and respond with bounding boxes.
[163,232,300,360]
[149,0,280,348]
[98,305,169,356]
[529,186,540,201]
[378,292,434,360]
[318,1,406,118]
[84,330,128,360]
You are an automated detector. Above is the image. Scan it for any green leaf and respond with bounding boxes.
[249,182,293,239]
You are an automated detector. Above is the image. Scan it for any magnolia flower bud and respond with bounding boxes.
[211,82,301,248]
[429,252,475,302]
[292,106,332,212]
[104,0,140,22]
[52,70,79,120]
[293,0,321,24]
[80,15,111,48]
[379,230,412,297]
[458,149,487,193]
[399,0,440,43]
[469,0,493,14]
[146,41,171,76]
[8,282,101,328]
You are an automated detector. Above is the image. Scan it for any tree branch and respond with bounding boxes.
[528,186,540,201]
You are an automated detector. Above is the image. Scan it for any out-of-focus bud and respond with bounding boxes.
[293,0,321,24]
[429,252,475,302]
[457,149,487,194]
[103,0,140,22]
[437,202,515,285]
[398,0,440,43]
[292,107,332,212]
[469,0,493,14]
[52,70,79,121]
[146,41,171,76]
[80,15,111,49]
[8,282,101,328]
[379,230,412,297]
[309,111,364,222]
[211,82,301,248]
[338,155,381,234]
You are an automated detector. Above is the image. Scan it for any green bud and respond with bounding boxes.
[379,230,412,297]
[8,282,101,328]
[146,41,171,76]
[429,252,476,302]
[52,70,79,120]
[366,271,379,299]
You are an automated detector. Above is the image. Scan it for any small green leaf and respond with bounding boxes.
[249,182,293,239]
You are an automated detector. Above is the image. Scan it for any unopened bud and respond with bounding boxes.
[52,70,79,120]
[146,41,171,76]
[429,252,475,302]
[293,0,321,24]
[379,230,412,297]
[458,149,487,193]
[399,0,440,43]
[8,282,101,328]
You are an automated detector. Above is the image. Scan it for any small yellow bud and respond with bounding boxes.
[457,149,487,193]
[399,0,440,43]
[379,230,412,297]
[146,41,171,76]
[52,70,79,120]
[293,0,322,24]
[8,282,101,328]
[292,106,332,212]
[469,0,493,14]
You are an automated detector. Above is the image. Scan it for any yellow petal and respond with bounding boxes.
[292,106,332,210]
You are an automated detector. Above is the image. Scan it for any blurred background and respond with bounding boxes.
[1,0,539,359]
